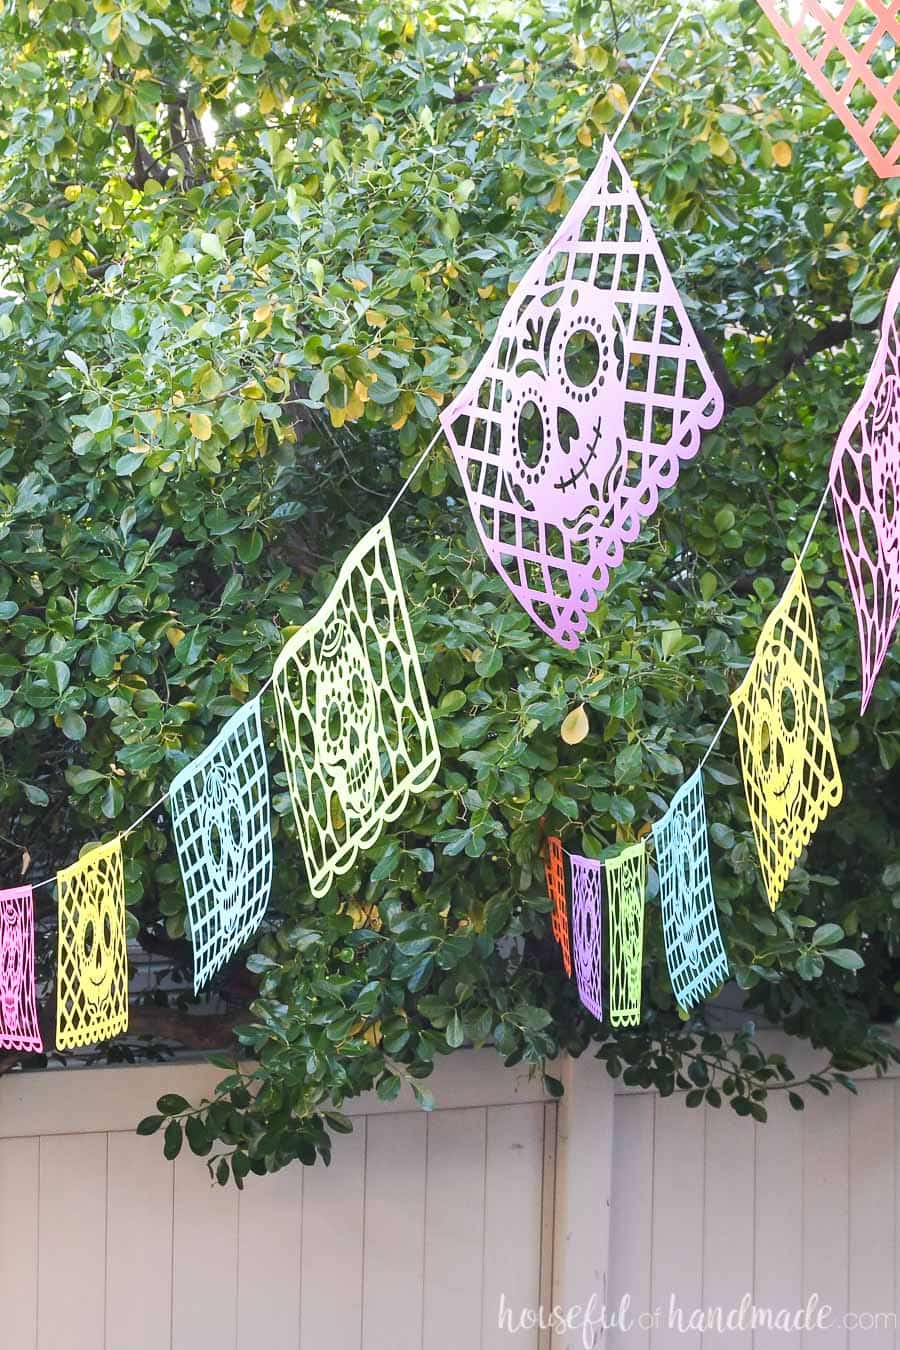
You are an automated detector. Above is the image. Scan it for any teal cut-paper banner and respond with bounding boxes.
[652,768,729,1011]
[170,699,273,992]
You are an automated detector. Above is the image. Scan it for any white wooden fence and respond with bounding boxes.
[1,1041,898,1350]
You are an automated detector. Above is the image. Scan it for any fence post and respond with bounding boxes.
[551,1053,617,1349]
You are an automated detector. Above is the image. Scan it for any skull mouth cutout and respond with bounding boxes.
[670,811,700,970]
[76,887,118,1008]
[202,763,247,931]
[502,284,628,531]
[755,652,806,829]
[316,619,379,818]
[0,898,24,1031]
[871,374,900,569]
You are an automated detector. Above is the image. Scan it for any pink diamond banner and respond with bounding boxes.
[755,0,899,179]
[0,886,42,1053]
[830,266,900,710]
[440,136,724,649]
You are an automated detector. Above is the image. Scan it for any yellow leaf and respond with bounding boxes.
[853,185,870,209]
[259,86,277,116]
[105,13,121,41]
[577,124,593,147]
[366,309,387,327]
[772,140,792,167]
[48,239,64,258]
[354,379,369,404]
[253,302,273,322]
[166,626,186,648]
[350,277,368,292]
[561,703,590,745]
[608,82,629,114]
[391,409,408,431]
[189,411,212,441]
[477,284,495,300]
[709,132,730,158]
[345,391,365,421]
[547,180,566,214]
[63,185,82,202]
[328,403,346,428]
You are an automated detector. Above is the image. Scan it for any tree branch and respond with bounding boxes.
[694,313,867,412]
[127,1005,245,1049]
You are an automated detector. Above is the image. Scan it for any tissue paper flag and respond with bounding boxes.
[830,266,900,710]
[568,851,603,1018]
[755,0,899,178]
[170,699,273,992]
[605,841,647,1027]
[439,136,723,648]
[731,564,843,908]
[544,835,572,977]
[274,518,440,898]
[56,837,128,1049]
[652,770,729,1011]
[0,886,42,1053]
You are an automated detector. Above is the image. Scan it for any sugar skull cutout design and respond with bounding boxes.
[315,620,380,817]
[755,0,899,178]
[0,886,42,1053]
[544,835,572,978]
[830,267,900,710]
[652,770,729,1012]
[568,852,603,1019]
[273,519,440,899]
[731,565,843,910]
[56,837,128,1049]
[605,841,647,1027]
[441,137,724,648]
[170,699,273,992]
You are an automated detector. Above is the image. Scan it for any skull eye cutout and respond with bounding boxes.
[440,137,724,649]
[830,268,900,710]
[652,770,729,1011]
[170,700,273,993]
[731,565,843,909]
[56,838,128,1049]
[0,887,41,1053]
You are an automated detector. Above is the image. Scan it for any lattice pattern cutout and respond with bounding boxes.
[731,565,844,909]
[830,266,900,710]
[652,770,729,1012]
[756,0,899,178]
[544,835,572,977]
[569,852,603,1019]
[273,519,441,898]
[440,136,724,649]
[606,841,647,1027]
[0,886,42,1053]
[56,837,128,1049]
[170,699,273,992]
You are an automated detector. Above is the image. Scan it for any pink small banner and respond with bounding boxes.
[0,886,42,1053]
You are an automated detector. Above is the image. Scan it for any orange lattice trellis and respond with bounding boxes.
[756,0,900,178]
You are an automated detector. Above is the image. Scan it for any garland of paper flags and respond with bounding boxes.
[2,21,899,1049]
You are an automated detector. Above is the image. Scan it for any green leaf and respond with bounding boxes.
[163,1119,183,1160]
[136,1114,164,1136]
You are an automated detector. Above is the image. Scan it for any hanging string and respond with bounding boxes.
[610,8,684,146]
[386,426,443,517]
[29,429,444,897]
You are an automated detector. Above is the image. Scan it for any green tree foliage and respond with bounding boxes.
[0,0,898,1179]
